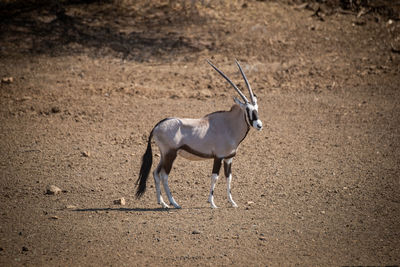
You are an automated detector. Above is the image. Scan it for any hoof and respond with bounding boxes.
[160,202,170,209]
[171,202,181,209]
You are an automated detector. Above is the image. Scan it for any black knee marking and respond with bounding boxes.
[224,160,232,178]
[211,189,214,196]
[212,158,222,174]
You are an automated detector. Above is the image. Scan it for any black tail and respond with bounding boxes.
[135,130,153,198]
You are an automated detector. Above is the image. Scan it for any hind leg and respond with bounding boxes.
[160,150,181,209]
[154,164,169,208]
[160,169,181,209]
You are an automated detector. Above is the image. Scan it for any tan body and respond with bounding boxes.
[154,104,249,161]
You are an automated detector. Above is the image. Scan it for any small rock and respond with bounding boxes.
[81,151,90,157]
[170,94,180,99]
[50,216,59,220]
[114,197,126,205]
[2,77,13,84]
[21,246,28,252]
[51,106,60,113]
[294,2,308,10]
[259,236,267,241]
[247,201,254,205]
[192,230,201,235]
[65,205,77,210]
[200,89,212,98]
[46,185,61,195]
[20,96,32,101]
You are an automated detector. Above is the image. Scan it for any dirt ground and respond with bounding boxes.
[0,0,399,266]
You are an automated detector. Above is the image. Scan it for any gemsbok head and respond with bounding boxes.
[136,60,262,209]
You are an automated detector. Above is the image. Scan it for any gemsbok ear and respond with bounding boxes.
[253,96,258,110]
[233,97,245,107]
[253,94,257,104]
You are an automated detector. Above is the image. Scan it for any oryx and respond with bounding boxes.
[135,60,262,209]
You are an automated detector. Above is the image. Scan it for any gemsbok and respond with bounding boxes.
[136,60,262,209]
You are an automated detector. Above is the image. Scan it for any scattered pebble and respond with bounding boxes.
[192,230,201,235]
[199,89,212,98]
[1,77,13,84]
[21,246,28,252]
[20,96,32,101]
[113,197,126,205]
[45,185,61,195]
[50,216,59,220]
[81,151,91,157]
[247,201,254,205]
[51,106,60,113]
[170,94,180,99]
[65,205,77,210]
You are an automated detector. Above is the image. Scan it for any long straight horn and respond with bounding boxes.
[207,60,249,103]
[235,59,256,105]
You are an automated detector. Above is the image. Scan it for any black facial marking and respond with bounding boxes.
[246,107,252,121]
[252,110,258,121]
[245,106,260,126]
[245,106,259,127]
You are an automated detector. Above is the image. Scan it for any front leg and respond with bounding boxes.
[208,158,222,209]
[224,158,238,208]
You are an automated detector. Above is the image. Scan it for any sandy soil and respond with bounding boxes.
[0,1,399,266]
